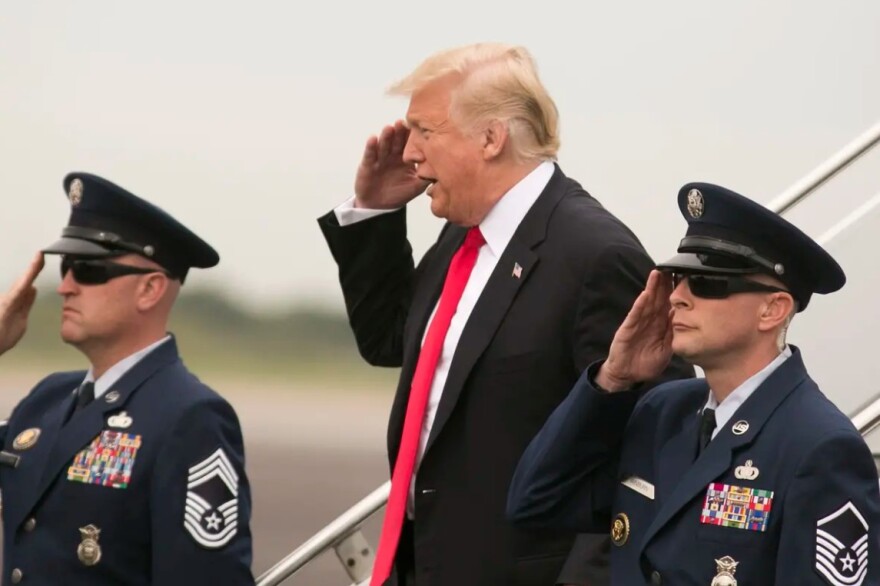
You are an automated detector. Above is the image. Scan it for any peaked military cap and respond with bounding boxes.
[656,182,845,310]
[43,173,219,282]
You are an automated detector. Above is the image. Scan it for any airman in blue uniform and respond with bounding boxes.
[508,183,880,585]
[0,173,254,585]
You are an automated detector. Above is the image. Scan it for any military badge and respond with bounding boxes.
[815,501,868,586]
[104,390,121,404]
[687,188,704,218]
[184,448,239,549]
[700,483,773,532]
[731,420,749,435]
[107,411,133,429]
[711,556,739,586]
[610,512,630,547]
[734,459,760,481]
[12,428,40,450]
[69,178,84,206]
[67,431,141,488]
[77,524,102,566]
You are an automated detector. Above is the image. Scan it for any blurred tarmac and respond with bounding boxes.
[231,387,391,584]
[0,375,394,585]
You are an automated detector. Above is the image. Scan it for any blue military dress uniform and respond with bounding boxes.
[0,338,253,585]
[0,173,254,585]
[508,183,880,585]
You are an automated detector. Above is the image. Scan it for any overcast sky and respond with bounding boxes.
[3,0,880,412]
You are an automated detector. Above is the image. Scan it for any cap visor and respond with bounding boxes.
[656,252,760,275]
[42,237,116,257]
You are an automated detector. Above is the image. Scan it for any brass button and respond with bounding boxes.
[11,568,22,583]
[23,517,36,532]
[650,570,662,585]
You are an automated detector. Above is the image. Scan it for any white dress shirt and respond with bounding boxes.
[703,345,793,439]
[80,335,172,399]
[334,161,555,514]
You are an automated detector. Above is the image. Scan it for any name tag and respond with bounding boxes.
[621,475,655,500]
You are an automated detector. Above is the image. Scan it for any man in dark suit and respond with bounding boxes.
[508,183,880,584]
[0,173,254,585]
[319,43,692,586]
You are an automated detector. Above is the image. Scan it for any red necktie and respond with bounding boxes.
[370,227,486,586]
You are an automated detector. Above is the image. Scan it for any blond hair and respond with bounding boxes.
[389,43,560,161]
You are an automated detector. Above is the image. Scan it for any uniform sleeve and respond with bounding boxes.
[507,362,639,532]
[150,397,254,586]
[777,430,880,585]
[560,243,693,585]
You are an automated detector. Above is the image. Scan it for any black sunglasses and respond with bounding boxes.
[60,257,170,285]
[672,273,790,300]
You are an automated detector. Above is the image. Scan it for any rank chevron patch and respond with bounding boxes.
[815,501,869,586]
[184,448,239,549]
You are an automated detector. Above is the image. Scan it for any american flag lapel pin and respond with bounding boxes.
[512,262,523,279]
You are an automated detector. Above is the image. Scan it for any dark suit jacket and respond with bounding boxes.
[0,337,254,586]
[319,165,693,586]
[508,348,880,585]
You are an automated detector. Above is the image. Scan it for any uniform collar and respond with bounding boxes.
[82,335,172,399]
[703,345,793,436]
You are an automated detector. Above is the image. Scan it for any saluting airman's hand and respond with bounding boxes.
[595,270,675,392]
[354,120,430,209]
[0,253,44,357]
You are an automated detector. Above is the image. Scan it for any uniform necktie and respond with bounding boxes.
[698,407,716,455]
[370,227,485,586]
[75,381,95,413]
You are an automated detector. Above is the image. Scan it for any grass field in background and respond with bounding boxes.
[5,289,400,392]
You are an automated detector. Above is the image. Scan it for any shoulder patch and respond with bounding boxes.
[183,448,239,549]
[815,501,869,586]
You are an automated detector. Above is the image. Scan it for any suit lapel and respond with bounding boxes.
[10,339,180,529]
[640,349,810,552]
[424,242,538,453]
[423,166,569,454]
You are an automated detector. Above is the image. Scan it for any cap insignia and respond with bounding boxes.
[69,179,84,206]
[687,189,704,218]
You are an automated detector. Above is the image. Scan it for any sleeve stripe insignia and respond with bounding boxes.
[188,448,239,485]
[183,448,239,549]
[815,501,869,586]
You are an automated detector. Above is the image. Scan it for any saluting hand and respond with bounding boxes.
[354,120,430,209]
[595,270,674,392]
[0,253,44,356]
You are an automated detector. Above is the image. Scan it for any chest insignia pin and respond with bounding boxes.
[107,411,133,429]
[610,512,630,546]
[77,524,102,566]
[711,555,738,586]
[12,428,41,451]
[734,459,759,480]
